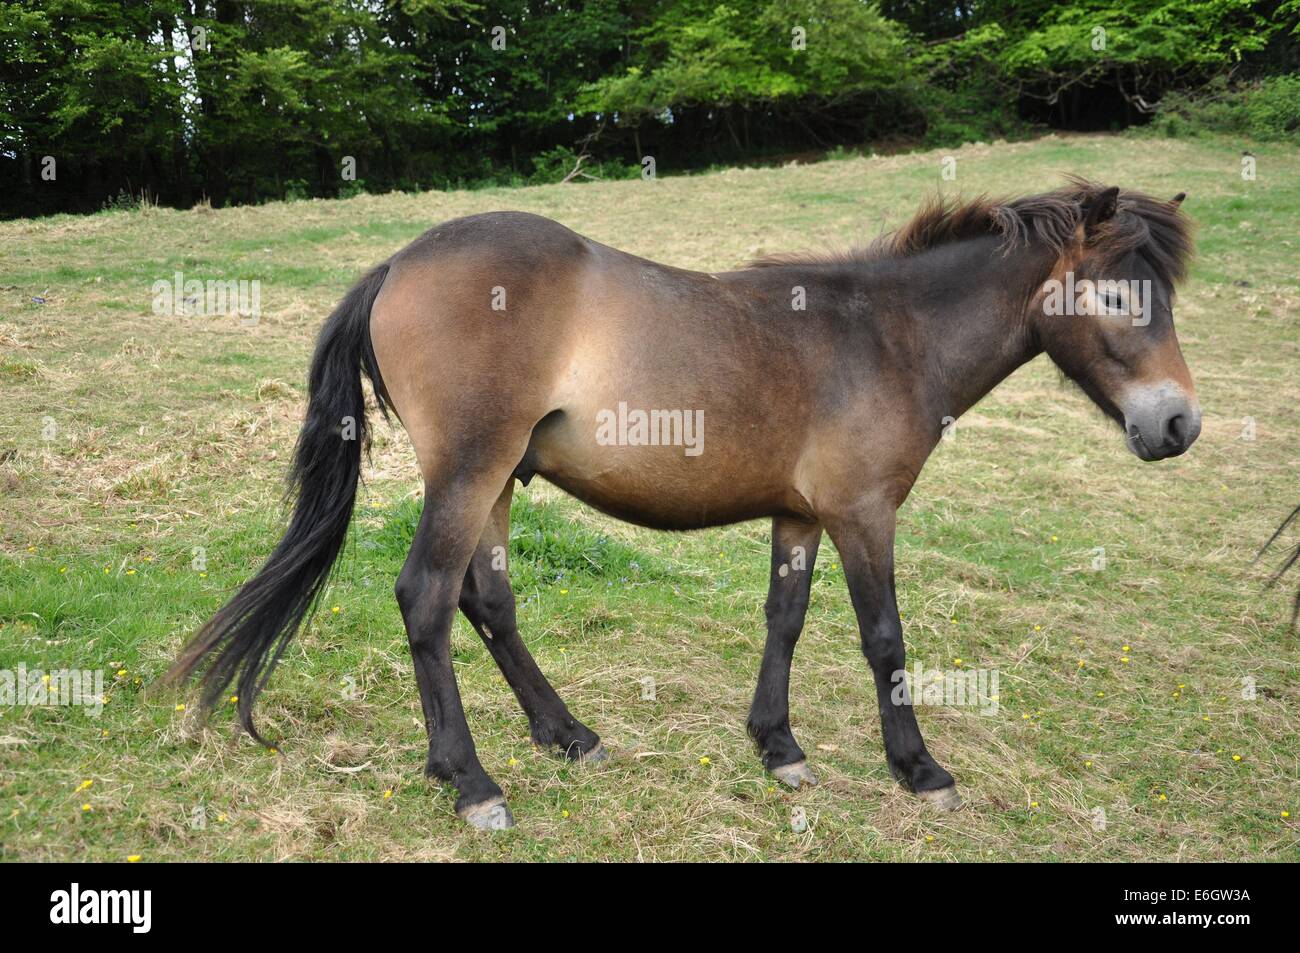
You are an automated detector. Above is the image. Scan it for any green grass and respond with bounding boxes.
[1,132,1297,861]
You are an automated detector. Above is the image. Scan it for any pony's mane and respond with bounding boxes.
[748,177,1193,287]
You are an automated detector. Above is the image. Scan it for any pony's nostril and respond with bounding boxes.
[1166,414,1187,446]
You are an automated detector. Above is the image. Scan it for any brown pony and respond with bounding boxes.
[169,179,1198,829]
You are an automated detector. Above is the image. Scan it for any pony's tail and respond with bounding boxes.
[165,263,392,743]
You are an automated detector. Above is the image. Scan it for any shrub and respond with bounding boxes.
[1151,75,1300,142]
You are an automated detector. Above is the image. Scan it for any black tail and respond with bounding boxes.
[167,262,392,743]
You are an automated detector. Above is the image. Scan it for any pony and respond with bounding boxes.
[169,179,1198,829]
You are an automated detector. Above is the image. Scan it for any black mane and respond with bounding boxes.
[749,176,1194,287]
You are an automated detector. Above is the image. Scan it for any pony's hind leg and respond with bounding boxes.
[396,475,520,830]
[747,517,822,788]
[459,480,604,762]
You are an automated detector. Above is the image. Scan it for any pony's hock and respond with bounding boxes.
[170,180,1198,829]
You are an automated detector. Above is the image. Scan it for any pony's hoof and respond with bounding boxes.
[917,785,963,811]
[577,742,608,765]
[459,797,515,830]
[771,759,818,789]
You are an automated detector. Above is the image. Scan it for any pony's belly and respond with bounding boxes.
[527,409,800,530]
[537,464,787,530]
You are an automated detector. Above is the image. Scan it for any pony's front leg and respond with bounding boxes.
[747,517,822,788]
[825,505,962,810]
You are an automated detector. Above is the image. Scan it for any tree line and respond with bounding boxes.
[1,0,1295,218]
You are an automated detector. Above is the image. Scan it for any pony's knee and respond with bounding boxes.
[860,622,904,669]
[763,590,810,634]
[766,596,808,622]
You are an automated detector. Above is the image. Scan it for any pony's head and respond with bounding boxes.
[1027,181,1199,461]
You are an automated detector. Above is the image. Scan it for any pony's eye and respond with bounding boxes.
[1099,292,1123,313]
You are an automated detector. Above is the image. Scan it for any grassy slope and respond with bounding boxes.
[0,133,1296,861]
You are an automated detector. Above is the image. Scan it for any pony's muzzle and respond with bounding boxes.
[1122,382,1201,461]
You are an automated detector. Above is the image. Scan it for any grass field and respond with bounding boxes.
[1,132,1297,862]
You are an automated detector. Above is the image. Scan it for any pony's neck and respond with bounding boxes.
[904,235,1053,422]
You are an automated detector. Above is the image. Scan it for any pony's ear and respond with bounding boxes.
[1082,186,1120,234]
[1170,191,1187,207]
